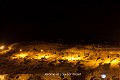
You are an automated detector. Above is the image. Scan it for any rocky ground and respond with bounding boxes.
[0,42,120,80]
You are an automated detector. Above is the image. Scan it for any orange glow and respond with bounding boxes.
[0,46,4,50]
[62,56,81,61]
[0,75,5,80]
[18,54,28,58]
[104,59,110,63]
[20,49,22,52]
[33,54,50,59]
[41,49,44,52]
[111,59,118,64]
[12,53,28,59]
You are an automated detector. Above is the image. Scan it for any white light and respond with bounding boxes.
[41,49,43,52]
[101,74,106,78]
[20,49,22,52]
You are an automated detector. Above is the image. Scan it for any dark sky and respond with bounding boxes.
[0,1,120,43]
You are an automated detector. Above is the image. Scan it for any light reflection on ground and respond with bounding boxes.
[0,43,120,79]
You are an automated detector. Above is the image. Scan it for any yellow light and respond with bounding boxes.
[104,59,110,63]
[62,56,81,61]
[33,54,41,59]
[34,55,50,59]
[44,55,50,58]
[0,46,4,50]
[111,59,118,64]
[0,75,5,80]
[41,49,44,52]
[16,53,28,58]
[34,56,39,59]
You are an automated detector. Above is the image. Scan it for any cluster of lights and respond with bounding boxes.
[62,56,81,61]
[17,53,28,58]
[33,54,50,59]
[2,44,120,80]
[7,47,120,70]
[12,53,28,59]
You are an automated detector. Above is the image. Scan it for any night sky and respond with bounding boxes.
[0,1,120,44]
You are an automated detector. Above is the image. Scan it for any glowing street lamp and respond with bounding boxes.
[101,74,106,79]
[0,45,4,50]
[20,49,22,52]
[41,49,44,52]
